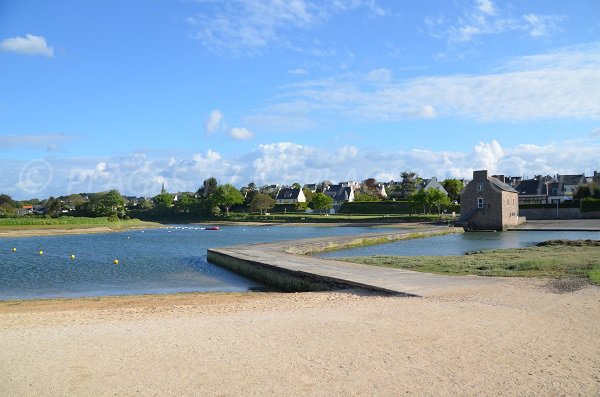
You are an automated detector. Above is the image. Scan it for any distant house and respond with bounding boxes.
[418,177,448,195]
[515,176,552,205]
[16,205,34,216]
[303,183,317,193]
[275,188,306,205]
[460,170,524,231]
[547,174,586,203]
[323,184,355,207]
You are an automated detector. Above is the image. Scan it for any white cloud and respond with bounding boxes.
[0,34,54,57]
[189,0,386,55]
[230,127,254,140]
[253,43,600,123]
[590,128,600,139]
[426,1,564,44]
[476,0,495,16]
[205,109,224,133]
[523,14,564,38]
[366,68,392,83]
[288,68,308,75]
[3,138,600,199]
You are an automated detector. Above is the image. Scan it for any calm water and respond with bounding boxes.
[319,230,600,259]
[0,225,388,300]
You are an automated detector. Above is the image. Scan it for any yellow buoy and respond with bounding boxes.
[39,250,43,255]
[12,247,16,252]
[70,254,76,260]
[113,259,119,265]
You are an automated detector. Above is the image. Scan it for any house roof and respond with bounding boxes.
[515,179,548,196]
[324,185,352,201]
[488,177,518,193]
[275,188,301,200]
[557,174,586,185]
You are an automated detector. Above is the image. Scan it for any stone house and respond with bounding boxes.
[460,170,524,231]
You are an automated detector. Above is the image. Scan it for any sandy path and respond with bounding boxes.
[1,279,599,396]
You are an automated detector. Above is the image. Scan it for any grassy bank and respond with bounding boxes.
[337,240,600,285]
[0,217,161,231]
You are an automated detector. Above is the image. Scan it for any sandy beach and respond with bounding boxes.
[1,278,599,396]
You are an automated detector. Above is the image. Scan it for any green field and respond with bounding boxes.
[0,217,160,230]
[336,240,600,285]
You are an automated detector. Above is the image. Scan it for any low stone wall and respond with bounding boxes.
[207,250,349,292]
[519,208,582,220]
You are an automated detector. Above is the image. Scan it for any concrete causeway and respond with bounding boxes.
[207,227,497,297]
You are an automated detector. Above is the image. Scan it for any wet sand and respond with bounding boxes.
[1,278,599,396]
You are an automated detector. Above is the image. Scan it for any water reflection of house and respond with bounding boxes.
[460,170,524,231]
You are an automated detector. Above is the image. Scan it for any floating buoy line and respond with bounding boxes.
[3,226,221,265]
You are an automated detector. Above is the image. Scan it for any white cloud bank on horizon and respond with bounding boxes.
[0,34,54,57]
[1,138,599,200]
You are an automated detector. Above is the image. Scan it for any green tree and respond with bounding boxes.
[400,171,422,198]
[212,184,244,216]
[291,182,302,189]
[0,194,15,208]
[198,177,218,198]
[100,190,126,216]
[426,188,451,215]
[46,197,63,217]
[573,183,600,199]
[354,192,379,202]
[302,188,314,204]
[153,192,174,211]
[442,179,464,202]
[0,202,16,216]
[408,189,427,214]
[310,192,333,214]
[249,193,275,215]
[174,192,197,213]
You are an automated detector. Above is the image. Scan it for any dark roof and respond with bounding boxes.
[488,177,518,193]
[557,174,586,185]
[324,185,352,202]
[275,188,301,200]
[515,179,548,196]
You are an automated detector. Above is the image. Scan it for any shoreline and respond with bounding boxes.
[0,224,164,238]
[1,278,599,396]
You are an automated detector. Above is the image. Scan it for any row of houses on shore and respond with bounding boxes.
[273,171,599,208]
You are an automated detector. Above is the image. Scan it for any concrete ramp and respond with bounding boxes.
[207,228,496,297]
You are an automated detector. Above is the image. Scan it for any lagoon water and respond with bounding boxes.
[0,225,386,300]
[2,226,598,300]
[319,230,600,259]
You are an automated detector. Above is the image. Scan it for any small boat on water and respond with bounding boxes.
[203,226,220,231]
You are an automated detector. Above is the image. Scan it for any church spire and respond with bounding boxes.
[161,182,166,194]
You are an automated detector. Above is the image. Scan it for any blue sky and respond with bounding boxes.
[1,0,599,199]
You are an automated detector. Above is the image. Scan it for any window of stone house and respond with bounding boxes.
[478,183,483,192]
[477,197,484,208]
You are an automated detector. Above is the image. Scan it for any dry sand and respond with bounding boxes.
[1,278,599,396]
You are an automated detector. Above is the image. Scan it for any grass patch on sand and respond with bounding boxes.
[336,240,600,285]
